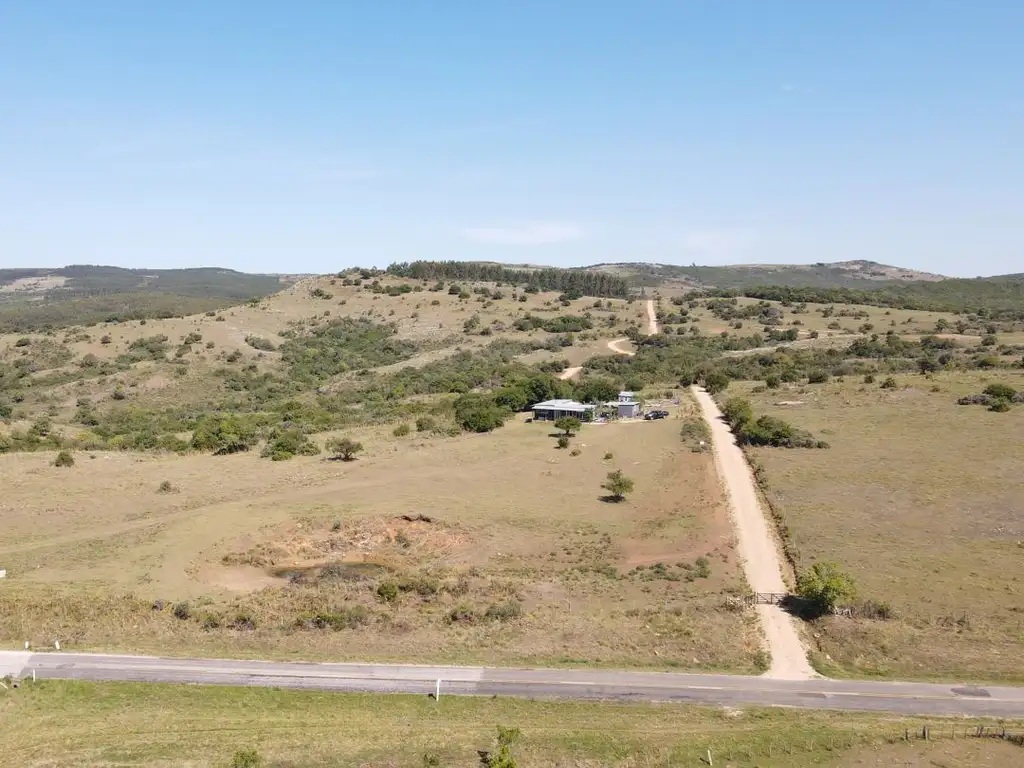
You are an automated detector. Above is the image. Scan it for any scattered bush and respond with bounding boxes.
[327,436,363,461]
[244,335,276,352]
[879,376,898,389]
[554,416,581,436]
[52,450,75,468]
[556,435,570,449]
[230,748,263,768]
[172,601,192,620]
[601,469,634,502]
[796,561,857,617]
[603,452,613,460]
[983,383,1016,400]
[415,416,436,432]
[392,423,411,437]
[157,480,175,493]
[261,427,321,461]
[376,580,400,603]
[484,600,524,622]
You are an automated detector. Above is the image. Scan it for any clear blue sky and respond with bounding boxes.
[2,2,1021,276]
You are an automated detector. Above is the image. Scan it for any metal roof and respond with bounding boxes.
[532,399,595,411]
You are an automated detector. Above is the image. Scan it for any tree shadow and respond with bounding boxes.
[779,594,825,620]
[598,494,626,504]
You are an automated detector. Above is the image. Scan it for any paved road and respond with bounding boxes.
[692,386,816,680]
[4,651,1024,717]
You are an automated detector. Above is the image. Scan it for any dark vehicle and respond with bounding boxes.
[644,410,669,420]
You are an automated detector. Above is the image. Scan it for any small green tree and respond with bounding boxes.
[554,416,582,436]
[721,397,753,430]
[327,437,363,461]
[601,469,634,502]
[703,371,730,394]
[556,435,570,449]
[485,726,522,768]
[796,561,857,616]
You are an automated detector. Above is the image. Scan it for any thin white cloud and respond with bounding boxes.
[461,221,585,246]
[681,229,756,258]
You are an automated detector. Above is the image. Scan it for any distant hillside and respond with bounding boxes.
[589,260,946,290]
[726,273,1024,319]
[0,265,294,332]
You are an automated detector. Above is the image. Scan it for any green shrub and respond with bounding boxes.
[172,601,191,620]
[376,580,400,603]
[764,374,780,389]
[601,469,634,502]
[415,415,436,432]
[157,480,175,493]
[392,423,411,437]
[703,371,730,394]
[556,436,570,449]
[230,748,263,768]
[807,370,829,384]
[484,600,523,621]
[327,436,363,461]
[983,383,1016,400]
[796,561,857,616]
[53,449,75,467]
[261,428,321,461]
[453,393,509,433]
[244,335,276,352]
[879,376,898,389]
[554,416,581,436]
[191,415,259,455]
[989,398,1011,412]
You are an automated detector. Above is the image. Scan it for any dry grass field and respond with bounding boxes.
[0,395,763,671]
[733,369,1024,681]
[3,679,1022,768]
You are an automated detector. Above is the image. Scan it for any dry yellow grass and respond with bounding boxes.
[733,369,1024,681]
[0,398,762,671]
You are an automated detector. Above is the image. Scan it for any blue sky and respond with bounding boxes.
[1,2,1021,277]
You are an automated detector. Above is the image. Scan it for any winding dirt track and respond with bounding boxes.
[557,366,582,381]
[605,338,635,356]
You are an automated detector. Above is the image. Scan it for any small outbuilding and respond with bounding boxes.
[532,399,596,422]
[616,391,641,418]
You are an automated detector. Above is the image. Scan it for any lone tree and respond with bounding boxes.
[601,469,634,502]
[554,416,582,437]
[53,450,75,468]
[327,437,363,461]
[796,561,857,616]
[703,371,730,395]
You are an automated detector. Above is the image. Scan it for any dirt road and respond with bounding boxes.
[606,338,635,356]
[646,299,659,335]
[691,386,815,680]
[558,366,582,380]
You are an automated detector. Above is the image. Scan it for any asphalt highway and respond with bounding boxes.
[4,651,1024,717]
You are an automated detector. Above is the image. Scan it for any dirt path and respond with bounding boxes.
[691,385,816,680]
[558,366,583,381]
[645,299,659,335]
[606,338,635,356]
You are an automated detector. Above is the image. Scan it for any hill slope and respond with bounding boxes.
[589,260,947,290]
[0,265,296,332]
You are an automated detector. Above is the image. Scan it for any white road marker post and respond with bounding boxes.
[707,748,713,766]
[32,669,36,682]
[54,640,60,651]
[435,678,440,701]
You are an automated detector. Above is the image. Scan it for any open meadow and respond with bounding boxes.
[0,394,763,671]
[733,369,1024,681]
[2,679,1023,768]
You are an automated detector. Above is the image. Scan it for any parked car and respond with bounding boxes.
[644,410,669,420]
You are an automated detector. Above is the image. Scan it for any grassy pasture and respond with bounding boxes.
[2,680,1022,767]
[0,397,761,672]
[734,369,1024,681]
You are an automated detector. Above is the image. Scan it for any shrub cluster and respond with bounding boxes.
[721,397,829,448]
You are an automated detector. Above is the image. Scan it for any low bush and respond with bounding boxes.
[484,600,524,621]
[52,450,75,467]
[245,335,276,352]
[392,423,411,437]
